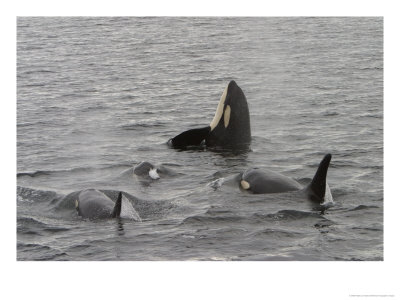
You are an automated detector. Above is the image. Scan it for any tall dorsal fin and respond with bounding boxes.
[306,154,332,203]
[110,192,122,218]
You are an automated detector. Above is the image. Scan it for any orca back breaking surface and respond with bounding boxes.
[76,189,122,219]
[240,154,332,204]
[241,168,302,194]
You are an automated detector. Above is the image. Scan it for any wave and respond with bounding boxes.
[17,216,47,235]
[322,111,339,117]
[181,208,325,226]
[22,69,56,75]
[254,210,325,221]
[20,83,46,88]
[359,66,383,71]
[120,121,167,130]
[17,186,60,204]
[17,215,70,234]
[347,205,380,212]
[17,163,132,178]
[181,213,247,225]
[17,170,52,178]
[17,242,69,261]
[352,226,382,232]
[251,228,302,238]
[17,120,59,128]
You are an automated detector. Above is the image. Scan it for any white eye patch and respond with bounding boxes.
[224,105,231,128]
[240,180,250,190]
[210,84,228,131]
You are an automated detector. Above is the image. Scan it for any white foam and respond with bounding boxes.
[149,168,160,180]
[207,178,225,189]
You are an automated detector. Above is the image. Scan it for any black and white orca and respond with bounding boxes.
[240,154,332,204]
[168,80,251,150]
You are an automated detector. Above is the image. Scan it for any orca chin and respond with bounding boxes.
[240,154,332,204]
[168,80,251,150]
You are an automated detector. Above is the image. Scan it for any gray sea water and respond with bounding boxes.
[17,17,383,261]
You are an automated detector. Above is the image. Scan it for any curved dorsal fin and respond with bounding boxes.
[306,154,332,203]
[111,192,122,218]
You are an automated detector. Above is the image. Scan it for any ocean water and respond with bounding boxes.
[17,17,383,261]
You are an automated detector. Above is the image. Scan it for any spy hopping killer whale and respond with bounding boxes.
[240,154,332,204]
[168,80,251,150]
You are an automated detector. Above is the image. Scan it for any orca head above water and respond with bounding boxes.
[206,80,251,149]
[168,80,251,151]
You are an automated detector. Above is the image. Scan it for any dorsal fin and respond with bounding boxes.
[306,154,332,203]
[110,192,122,218]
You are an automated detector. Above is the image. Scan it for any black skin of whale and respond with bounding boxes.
[76,189,122,219]
[240,154,332,204]
[168,80,251,150]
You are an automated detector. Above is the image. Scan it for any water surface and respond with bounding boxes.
[17,17,383,260]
